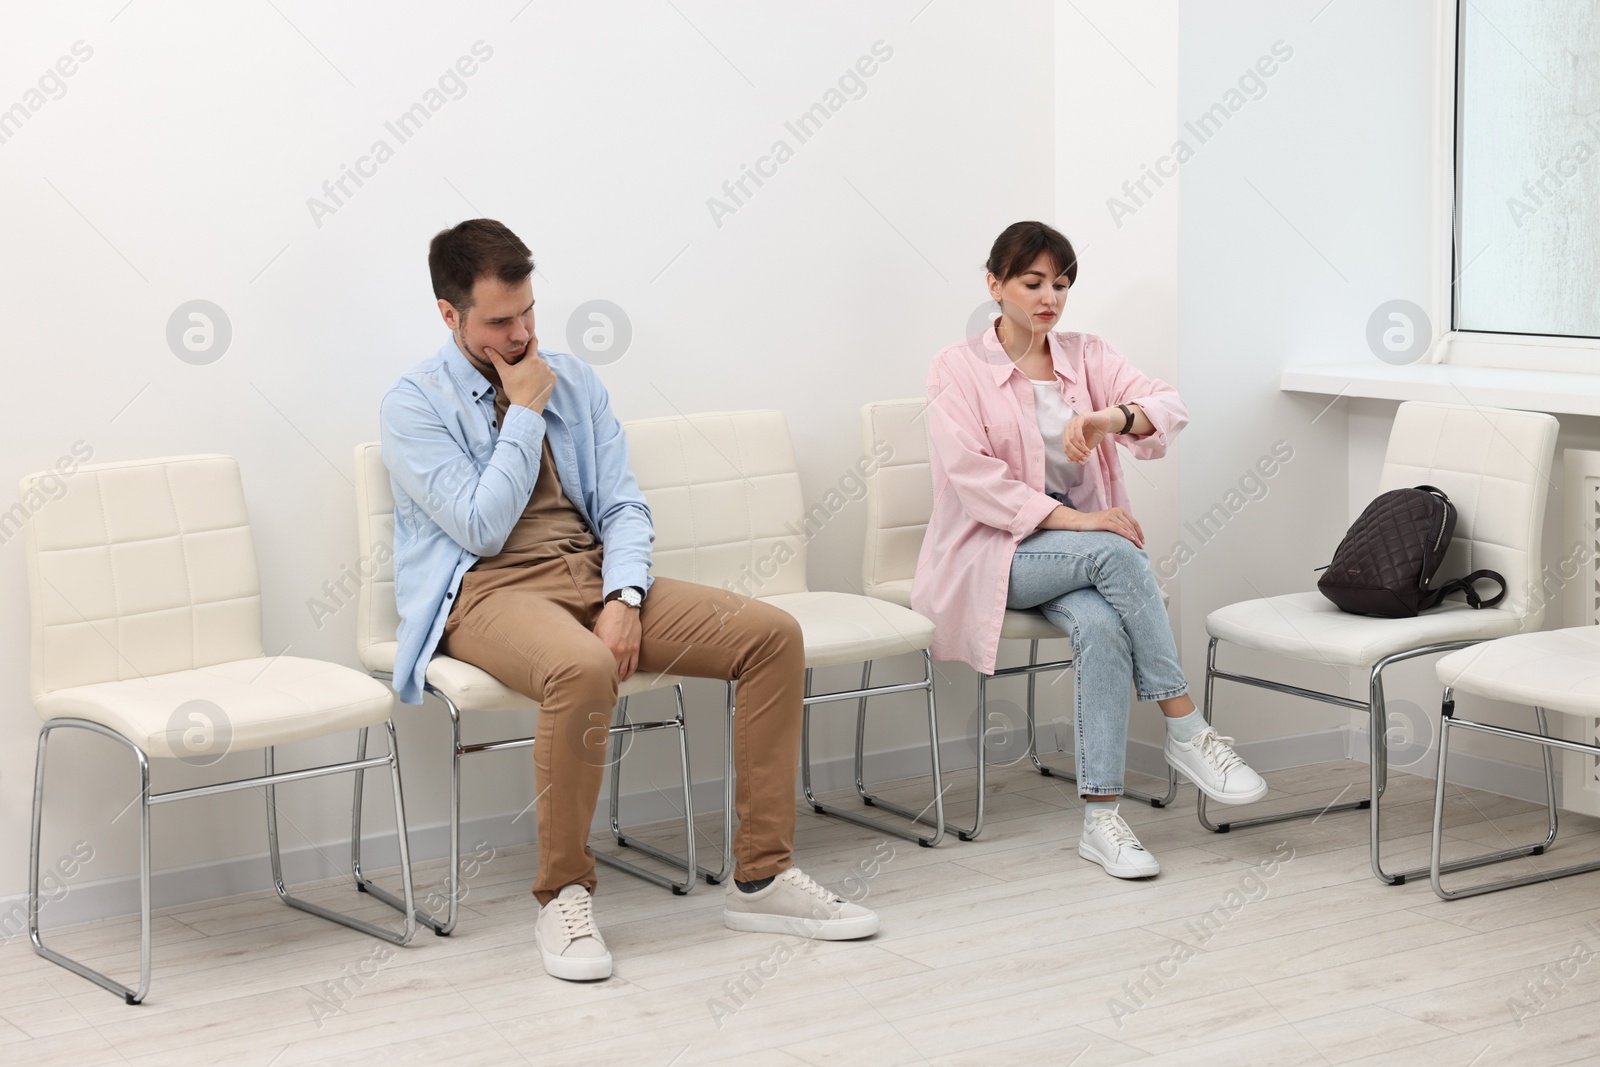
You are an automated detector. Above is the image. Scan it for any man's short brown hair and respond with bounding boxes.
[428,218,534,314]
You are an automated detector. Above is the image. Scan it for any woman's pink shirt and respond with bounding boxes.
[911,327,1187,674]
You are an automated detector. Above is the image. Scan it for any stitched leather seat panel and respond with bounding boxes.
[1437,627,1600,717]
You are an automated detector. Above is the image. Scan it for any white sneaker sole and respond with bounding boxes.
[1165,751,1270,806]
[1078,841,1160,879]
[534,927,613,981]
[724,908,880,940]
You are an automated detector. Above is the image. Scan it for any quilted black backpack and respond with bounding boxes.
[1316,485,1507,618]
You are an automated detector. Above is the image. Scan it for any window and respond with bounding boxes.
[1454,1,1600,340]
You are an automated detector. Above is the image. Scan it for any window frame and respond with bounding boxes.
[1429,0,1600,371]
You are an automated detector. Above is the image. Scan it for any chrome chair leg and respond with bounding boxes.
[852,660,971,837]
[265,722,417,945]
[606,697,630,839]
[595,687,700,894]
[350,725,369,883]
[30,720,153,1004]
[855,659,972,837]
[803,652,947,847]
[1024,640,1046,777]
[1196,635,1373,837]
[1429,698,1578,900]
[354,694,457,936]
[446,701,462,927]
[678,682,735,887]
[33,716,415,1004]
[853,662,872,801]
[1194,636,1544,887]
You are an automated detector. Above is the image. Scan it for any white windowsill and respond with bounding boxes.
[1280,362,1600,418]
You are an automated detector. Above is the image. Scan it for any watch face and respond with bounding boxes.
[620,587,642,608]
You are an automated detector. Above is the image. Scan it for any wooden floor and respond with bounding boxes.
[6,759,1600,1066]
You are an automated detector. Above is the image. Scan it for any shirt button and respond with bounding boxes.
[446,591,454,599]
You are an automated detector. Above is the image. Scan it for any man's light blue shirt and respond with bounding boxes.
[379,338,654,704]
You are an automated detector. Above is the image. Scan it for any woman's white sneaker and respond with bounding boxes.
[534,884,612,981]
[723,867,879,940]
[1165,727,1269,805]
[1079,806,1161,879]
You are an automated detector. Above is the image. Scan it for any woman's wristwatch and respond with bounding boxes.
[605,586,644,609]
[1116,404,1135,434]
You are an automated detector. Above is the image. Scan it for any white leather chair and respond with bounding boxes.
[24,455,415,1004]
[624,410,947,852]
[352,443,696,930]
[1427,628,1600,899]
[860,400,1177,839]
[1200,400,1559,885]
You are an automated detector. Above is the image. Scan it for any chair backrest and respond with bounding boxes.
[623,410,808,598]
[353,442,400,657]
[860,399,932,596]
[1378,400,1559,626]
[22,454,263,700]
[353,412,807,655]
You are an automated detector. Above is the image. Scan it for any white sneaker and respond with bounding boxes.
[534,885,612,981]
[723,867,880,940]
[1166,727,1269,805]
[1079,806,1160,879]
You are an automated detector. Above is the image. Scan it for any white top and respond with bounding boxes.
[1029,378,1084,501]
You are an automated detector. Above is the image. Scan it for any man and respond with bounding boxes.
[380,219,877,982]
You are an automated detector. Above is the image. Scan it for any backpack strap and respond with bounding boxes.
[1419,570,1507,611]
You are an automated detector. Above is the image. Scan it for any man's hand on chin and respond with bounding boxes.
[486,344,556,413]
[593,599,641,682]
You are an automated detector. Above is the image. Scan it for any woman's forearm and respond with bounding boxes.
[1101,403,1152,437]
[1038,505,1079,531]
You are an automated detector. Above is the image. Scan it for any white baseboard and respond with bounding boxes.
[0,723,1528,936]
[802,720,1349,796]
[1347,726,1562,805]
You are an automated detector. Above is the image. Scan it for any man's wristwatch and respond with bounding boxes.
[605,586,644,610]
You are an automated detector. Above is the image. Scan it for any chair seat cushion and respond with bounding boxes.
[1437,627,1600,717]
[864,579,1167,642]
[760,591,935,668]
[1207,591,1528,668]
[34,657,396,758]
[1000,610,1068,641]
[361,641,680,712]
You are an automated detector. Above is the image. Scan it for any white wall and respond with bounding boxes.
[0,0,1054,910]
[1052,1,1181,757]
[2,0,1561,921]
[1182,0,1582,800]
[1176,0,1436,751]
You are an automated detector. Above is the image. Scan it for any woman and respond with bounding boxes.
[913,220,1266,879]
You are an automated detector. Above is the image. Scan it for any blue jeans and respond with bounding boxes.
[1007,527,1187,796]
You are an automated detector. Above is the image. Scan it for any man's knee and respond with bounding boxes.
[545,642,620,704]
[727,597,804,666]
[767,603,803,647]
[719,594,793,639]
[765,604,804,659]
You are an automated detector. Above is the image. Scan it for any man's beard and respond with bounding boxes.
[459,327,526,372]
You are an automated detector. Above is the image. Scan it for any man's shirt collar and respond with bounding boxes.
[442,338,496,400]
